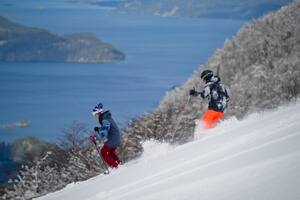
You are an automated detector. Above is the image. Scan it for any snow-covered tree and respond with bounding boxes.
[122,1,300,147]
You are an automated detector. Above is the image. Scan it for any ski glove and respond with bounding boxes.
[95,132,108,143]
[190,89,199,96]
[88,135,97,143]
[94,126,100,133]
[89,133,108,143]
[93,120,110,142]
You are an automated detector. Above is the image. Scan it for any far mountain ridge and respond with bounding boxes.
[116,0,294,19]
[62,0,292,19]
[0,16,125,63]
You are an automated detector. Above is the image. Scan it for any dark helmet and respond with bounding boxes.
[200,70,214,82]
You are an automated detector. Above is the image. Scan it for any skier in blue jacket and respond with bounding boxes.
[89,103,121,168]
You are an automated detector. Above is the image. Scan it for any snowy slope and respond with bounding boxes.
[36,102,300,200]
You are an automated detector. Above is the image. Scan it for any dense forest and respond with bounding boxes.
[2,1,300,199]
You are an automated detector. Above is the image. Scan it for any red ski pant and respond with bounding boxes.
[100,145,120,168]
[202,109,224,129]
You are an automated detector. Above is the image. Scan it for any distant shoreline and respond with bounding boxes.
[0,16,126,63]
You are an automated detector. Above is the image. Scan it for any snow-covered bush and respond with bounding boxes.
[3,122,104,199]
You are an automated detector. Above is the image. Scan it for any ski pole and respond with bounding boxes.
[91,140,110,174]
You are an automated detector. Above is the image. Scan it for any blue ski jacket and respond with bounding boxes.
[95,110,122,148]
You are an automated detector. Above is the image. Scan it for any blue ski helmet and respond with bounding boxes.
[92,102,104,116]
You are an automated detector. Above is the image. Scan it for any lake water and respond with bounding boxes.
[0,6,245,142]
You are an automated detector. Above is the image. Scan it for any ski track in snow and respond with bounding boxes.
[36,102,300,200]
[95,129,300,200]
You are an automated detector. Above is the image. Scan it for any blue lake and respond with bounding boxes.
[0,6,246,142]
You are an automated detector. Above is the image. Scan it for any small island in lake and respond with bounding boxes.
[0,16,125,63]
[15,120,31,128]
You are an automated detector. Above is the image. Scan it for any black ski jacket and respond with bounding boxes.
[198,76,229,112]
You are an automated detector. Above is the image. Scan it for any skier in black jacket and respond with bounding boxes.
[190,70,229,129]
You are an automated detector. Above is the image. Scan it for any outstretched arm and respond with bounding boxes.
[92,119,111,142]
[95,119,110,141]
[100,120,110,137]
[190,86,209,99]
[200,85,210,99]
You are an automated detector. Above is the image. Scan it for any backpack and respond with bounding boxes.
[209,82,229,112]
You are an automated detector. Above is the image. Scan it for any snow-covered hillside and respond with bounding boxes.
[37,102,300,200]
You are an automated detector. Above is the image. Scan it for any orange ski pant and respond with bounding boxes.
[202,109,224,129]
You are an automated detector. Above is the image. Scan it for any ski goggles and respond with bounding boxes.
[91,108,103,117]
